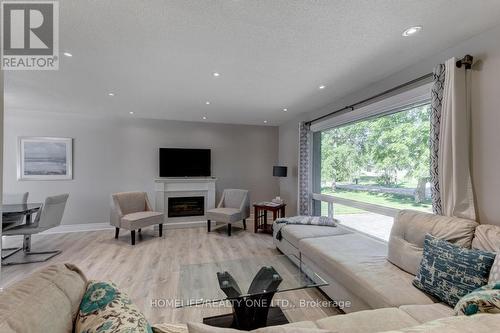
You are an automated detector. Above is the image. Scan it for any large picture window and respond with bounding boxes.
[317,104,432,240]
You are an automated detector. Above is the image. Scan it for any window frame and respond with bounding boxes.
[310,83,432,218]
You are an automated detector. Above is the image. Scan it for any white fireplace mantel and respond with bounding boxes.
[155,177,217,229]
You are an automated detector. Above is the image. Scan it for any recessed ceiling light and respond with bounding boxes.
[205,101,211,105]
[202,116,207,120]
[402,26,422,37]
[129,111,134,115]
[319,85,326,90]
[283,108,288,112]
[264,120,268,124]
[108,92,115,96]
[213,72,220,77]
[63,52,72,57]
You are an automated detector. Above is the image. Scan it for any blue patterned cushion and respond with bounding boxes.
[75,281,153,333]
[454,282,500,315]
[413,234,496,307]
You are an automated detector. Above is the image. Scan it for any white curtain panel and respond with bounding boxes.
[438,57,477,220]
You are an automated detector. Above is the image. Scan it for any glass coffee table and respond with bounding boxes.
[177,254,327,330]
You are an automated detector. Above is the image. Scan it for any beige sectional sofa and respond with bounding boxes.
[0,263,499,333]
[1,211,499,332]
[273,210,499,313]
[272,210,500,325]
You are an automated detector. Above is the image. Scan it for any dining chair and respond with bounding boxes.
[3,192,29,205]
[2,192,29,260]
[2,194,69,265]
[2,192,29,223]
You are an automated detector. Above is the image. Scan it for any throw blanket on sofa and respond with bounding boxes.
[274,215,337,241]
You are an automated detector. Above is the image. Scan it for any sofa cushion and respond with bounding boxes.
[299,233,435,309]
[152,323,188,333]
[279,224,352,246]
[280,321,319,329]
[75,281,152,333]
[315,308,419,333]
[380,313,500,333]
[398,303,454,323]
[186,322,329,333]
[413,234,496,307]
[121,211,164,229]
[0,263,88,333]
[388,210,478,275]
[472,224,500,253]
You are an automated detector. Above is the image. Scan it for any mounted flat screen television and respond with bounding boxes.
[159,148,211,177]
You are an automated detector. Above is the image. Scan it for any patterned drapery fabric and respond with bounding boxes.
[298,122,311,215]
[430,64,445,215]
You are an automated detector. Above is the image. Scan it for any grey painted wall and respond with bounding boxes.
[279,24,500,226]
[3,112,279,225]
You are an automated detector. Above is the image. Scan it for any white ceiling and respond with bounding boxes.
[5,0,500,125]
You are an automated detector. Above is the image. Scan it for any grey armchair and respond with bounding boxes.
[110,192,164,245]
[206,189,250,236]
[2,193,69,265]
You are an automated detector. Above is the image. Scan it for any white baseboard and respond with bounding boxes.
[41,223,114,235]
[2,220,214,237]
[38,221,213,234]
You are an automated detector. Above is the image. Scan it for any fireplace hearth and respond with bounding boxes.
[155,178,216,228]
[168,196,205,218]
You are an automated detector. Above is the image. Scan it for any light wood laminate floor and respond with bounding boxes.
[1,222,340,325]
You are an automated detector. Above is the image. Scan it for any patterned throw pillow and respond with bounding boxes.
[454,282,500,315]
[75,281,153,333]
[489,254,500,284]
[413,234,496,307]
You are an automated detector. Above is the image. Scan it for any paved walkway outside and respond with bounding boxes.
[336,213,394,241]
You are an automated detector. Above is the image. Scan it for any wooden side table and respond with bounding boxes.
[253,203,286,234]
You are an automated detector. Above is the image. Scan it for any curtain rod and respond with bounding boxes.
[305,54,473,126]
[305,72,433,126]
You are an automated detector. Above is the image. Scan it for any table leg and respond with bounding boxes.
[254,207,258,233]
[263,210,267,231]
[273,210,277,223]
[280,206,285,218]
[23,213,32,252]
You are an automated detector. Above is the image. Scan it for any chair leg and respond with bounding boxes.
[1,247,22,260]
[2,249,61,266]
[159,224,163,237]
[131,230,136,245]
[115,227,120,239]
[227,223,231,237]
[207,219,211,232]
[243,219,247,230]
[2,235,61,266]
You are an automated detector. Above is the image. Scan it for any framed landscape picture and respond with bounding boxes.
[17,137,73,180]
